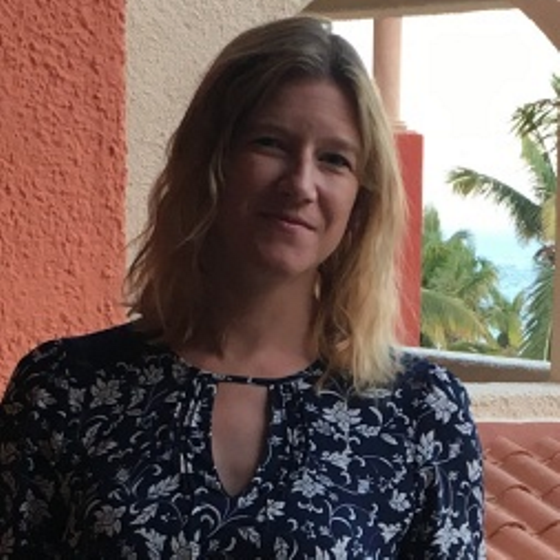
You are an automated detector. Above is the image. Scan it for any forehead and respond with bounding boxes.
[255,77,355,115]
[247,78,361,142]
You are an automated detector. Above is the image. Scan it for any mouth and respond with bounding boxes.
[262,212,315,231]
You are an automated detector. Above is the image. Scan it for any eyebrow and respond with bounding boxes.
[322,137,361,158]
[246,120,361,157]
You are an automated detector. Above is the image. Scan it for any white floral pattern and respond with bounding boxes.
[0,324,485,558]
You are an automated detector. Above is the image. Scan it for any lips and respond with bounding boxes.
[262,212,315,231]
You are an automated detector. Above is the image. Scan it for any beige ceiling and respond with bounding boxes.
[304,0,512,19]
[304,0,560,49]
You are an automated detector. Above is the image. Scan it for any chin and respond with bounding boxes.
[253,254,319,281]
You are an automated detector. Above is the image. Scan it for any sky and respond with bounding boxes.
[333,10,558,240]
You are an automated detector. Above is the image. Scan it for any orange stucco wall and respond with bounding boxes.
[0,1,126,387]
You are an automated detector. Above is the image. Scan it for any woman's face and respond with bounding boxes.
[208,78,362,284]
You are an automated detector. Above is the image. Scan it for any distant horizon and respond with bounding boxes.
[474,229,538,300]
[434,223,539,300]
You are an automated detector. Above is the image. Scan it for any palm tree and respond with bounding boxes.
[484,288,525,357]
[521,263,554,359]
[421,206,525,356]
[421,206,497,350]
[447,74,559,360]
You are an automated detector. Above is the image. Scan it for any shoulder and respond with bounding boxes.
[351,352,478,445]
[392,352,481,457]
[58,322,156,368]
[25,321,155,367]
[324,353,475,435]
[325,353,471,414]
[3,323,158,404]
[393,351,472,409]
[349,352,471,413]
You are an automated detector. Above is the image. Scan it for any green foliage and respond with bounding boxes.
[484,289,525,356]
[521,263,554,360]
[446,74,558,359]
[421,206,525,355]
[421,206,502,350]
[446,168,542,243]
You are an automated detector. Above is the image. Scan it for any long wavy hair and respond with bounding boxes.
[126,15,407,389]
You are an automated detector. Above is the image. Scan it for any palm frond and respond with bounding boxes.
[447,167,543,242]
[512,74,558,173]
[520,136,557,202]
[512,90,559,151]
[421,288,491,348]
[541,197,557,244]
[446,340,503,355]
[520,263,554,360]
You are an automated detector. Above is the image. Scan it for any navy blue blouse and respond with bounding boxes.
[0,324,485,559]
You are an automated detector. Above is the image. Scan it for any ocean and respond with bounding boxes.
[471,231,538,300]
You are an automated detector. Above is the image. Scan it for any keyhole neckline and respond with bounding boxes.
[174,356,325,387]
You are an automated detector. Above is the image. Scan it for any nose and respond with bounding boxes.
[279,150,318,203]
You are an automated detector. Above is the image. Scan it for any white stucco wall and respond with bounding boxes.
[125,0,310,246]
[467,382,560,420]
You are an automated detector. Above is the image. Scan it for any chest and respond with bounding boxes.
[211,382,270,496]
[63,378,418,558]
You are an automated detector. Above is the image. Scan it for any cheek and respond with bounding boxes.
[220,169,257,210]
[221,165,271,212]
[334,188,360,230]
[227,149,278,185]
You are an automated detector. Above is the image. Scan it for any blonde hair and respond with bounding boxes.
[126,15,407,389]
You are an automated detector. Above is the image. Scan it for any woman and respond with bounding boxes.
[0,15,484,559]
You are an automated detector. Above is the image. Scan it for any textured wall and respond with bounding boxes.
[0,0,126,384]
[468,383,560,420]
[125,0,310,247]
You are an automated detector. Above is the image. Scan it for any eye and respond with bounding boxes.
[320,152,353,171]
[252,136,282,150]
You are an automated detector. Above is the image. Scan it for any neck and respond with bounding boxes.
[184,270,319,378]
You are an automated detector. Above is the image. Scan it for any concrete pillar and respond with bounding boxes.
[373,17,405,130]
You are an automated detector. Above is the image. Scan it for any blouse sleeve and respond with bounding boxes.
[0,341,73,559]
[399,362,486,559]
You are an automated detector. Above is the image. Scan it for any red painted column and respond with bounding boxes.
[373,17,423,345]
[396,131,423,346]
[0,0,126,390]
